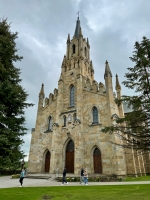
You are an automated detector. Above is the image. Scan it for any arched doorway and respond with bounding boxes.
[45,151,50,172]
[65,140,74,173]
[93,148,102,173]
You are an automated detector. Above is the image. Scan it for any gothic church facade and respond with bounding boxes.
[28,17,150,176]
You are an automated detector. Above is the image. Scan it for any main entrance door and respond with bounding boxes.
[93,148,102,173]
[45,151,50,172]
[65,140,74,173]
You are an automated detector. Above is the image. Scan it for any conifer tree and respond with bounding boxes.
[0,18,33,171]
[102,36,150,151]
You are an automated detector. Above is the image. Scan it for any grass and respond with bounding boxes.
[126,175,150,181]
[0,185,150,200]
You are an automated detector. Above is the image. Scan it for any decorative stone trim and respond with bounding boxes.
[53,123,59,127]
[44,129,53,133]
[89,123,102,126]
[60,109,76,115]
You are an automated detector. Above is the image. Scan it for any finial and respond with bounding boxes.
[39,83,45,97]
[67,33,70,43]
[76,11,80,18]
[104,60,112,78]
[116,74,121,90]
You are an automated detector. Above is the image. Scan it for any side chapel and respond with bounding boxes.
[28,17,150,177]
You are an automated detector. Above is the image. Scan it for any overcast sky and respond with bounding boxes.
[0,0,150,161]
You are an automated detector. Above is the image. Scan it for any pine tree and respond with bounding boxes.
[0,18,33,171]
[102,36,150,151]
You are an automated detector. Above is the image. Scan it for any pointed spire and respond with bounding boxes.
[67,34,70,43]
[104,60,112,78]
[39,83,45,97]
[90,60,94,72]
[87,38,90,48]
[62,55,66,66]
[115,74,121,90]
[74,17,81,38]
[79,27,83,37]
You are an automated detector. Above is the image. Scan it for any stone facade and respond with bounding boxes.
[28,17,150,176]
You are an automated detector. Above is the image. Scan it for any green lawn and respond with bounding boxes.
[126,175,150,181]
[0,185,150,200]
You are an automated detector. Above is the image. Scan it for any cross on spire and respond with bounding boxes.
[76,11,80,18]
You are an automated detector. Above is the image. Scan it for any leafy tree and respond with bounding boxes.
[102,36,150,151]
[0,18,33,172]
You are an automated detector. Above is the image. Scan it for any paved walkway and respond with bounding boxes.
[0,176,150,188]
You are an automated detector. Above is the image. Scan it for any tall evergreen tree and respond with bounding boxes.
[0,18,33,171]
[102,36,150,151]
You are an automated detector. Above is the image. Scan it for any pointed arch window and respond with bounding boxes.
[70,86,75,106]
[73,113,76,122]
[92,107,98,124]
[72,44,76,54]
[48,116,53,131]
[63,115,66,127]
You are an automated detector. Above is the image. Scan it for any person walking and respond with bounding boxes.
[61,168,68,185]
[83,170,88,185]
[80,167,84,184]
[19,168,25,187]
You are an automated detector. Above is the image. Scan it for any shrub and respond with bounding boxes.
[11,174,20,179]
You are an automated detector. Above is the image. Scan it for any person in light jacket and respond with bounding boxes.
[83,170,88,185]
[19,168,25,187]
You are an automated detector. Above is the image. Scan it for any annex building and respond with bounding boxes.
[28,17,150,177]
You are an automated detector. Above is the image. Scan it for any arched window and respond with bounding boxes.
[70,86,75,106]
[93,107,98,124]
[72,44,75,54]
[68,114,72,122]
[48,116,53,130]
[85,47,87,57]
[63,115,66,127]
[73,113,76,122]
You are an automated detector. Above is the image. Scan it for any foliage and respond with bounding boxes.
[0,18,33,171]
[125,175,150,182]
[1,185,150,200]
[11,174,20,179]
[56,176,121,182]
[102,36,150,151]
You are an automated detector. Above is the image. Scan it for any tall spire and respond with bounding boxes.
[74,17,81,38]
[39,83,45,97]
[104,60,112,78]
[115,74,121,90]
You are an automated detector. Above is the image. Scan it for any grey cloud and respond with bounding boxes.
[0,0,149,157]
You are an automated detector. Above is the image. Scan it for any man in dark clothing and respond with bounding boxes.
[61,168,68,185]
[80,167,84,184]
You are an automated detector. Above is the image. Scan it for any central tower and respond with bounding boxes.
[60,16,94,82]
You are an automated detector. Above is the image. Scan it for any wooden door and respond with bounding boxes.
[45,151,50,172]
[93,148,102,173]
[65,140,74,173]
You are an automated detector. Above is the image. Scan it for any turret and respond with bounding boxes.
[115,74,124,118]
[104,60,112,78]
[104,61,115,121]
[66,34,70,59]
[38,83,45,110]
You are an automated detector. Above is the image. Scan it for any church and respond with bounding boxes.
[28,17,150,177]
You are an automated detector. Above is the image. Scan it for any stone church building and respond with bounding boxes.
[28,17,150,177]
